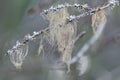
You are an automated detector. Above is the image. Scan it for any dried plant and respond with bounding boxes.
[38,35,45,56]
[91,7,107,33]
[7,0,119,73]
[42,7,77,70]
[8,41,28,69]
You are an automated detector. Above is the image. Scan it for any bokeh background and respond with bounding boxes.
[0,0,120,80]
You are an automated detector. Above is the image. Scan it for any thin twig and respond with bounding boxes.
[74,31,86,44]
[66,0,119,22]
[41,3,89,15]
[7,27,50,55]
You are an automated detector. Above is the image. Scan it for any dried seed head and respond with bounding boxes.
[42,7,77,70]
[91,7,107,33]
[42,7,73,46]
[8,44,29,69]
[77,55,90,76]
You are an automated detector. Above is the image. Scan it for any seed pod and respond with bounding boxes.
[91,7,106,33]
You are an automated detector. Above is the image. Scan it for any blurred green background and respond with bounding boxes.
[0,0,120,80]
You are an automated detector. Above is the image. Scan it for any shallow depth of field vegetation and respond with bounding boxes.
[0,0,120,80]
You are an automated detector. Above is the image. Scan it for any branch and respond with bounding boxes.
[7,27,50,55]
[66,0,119,22]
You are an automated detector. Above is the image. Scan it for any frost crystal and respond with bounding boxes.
[16,41,21,46]
[82,4,89,8]
[109,0,119,5]
[74,3,80,7]
[109,0,119,8]
[69,15,76,19]
[67,15,76,22]
[25,34,32,40]
[50,6,54,10]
